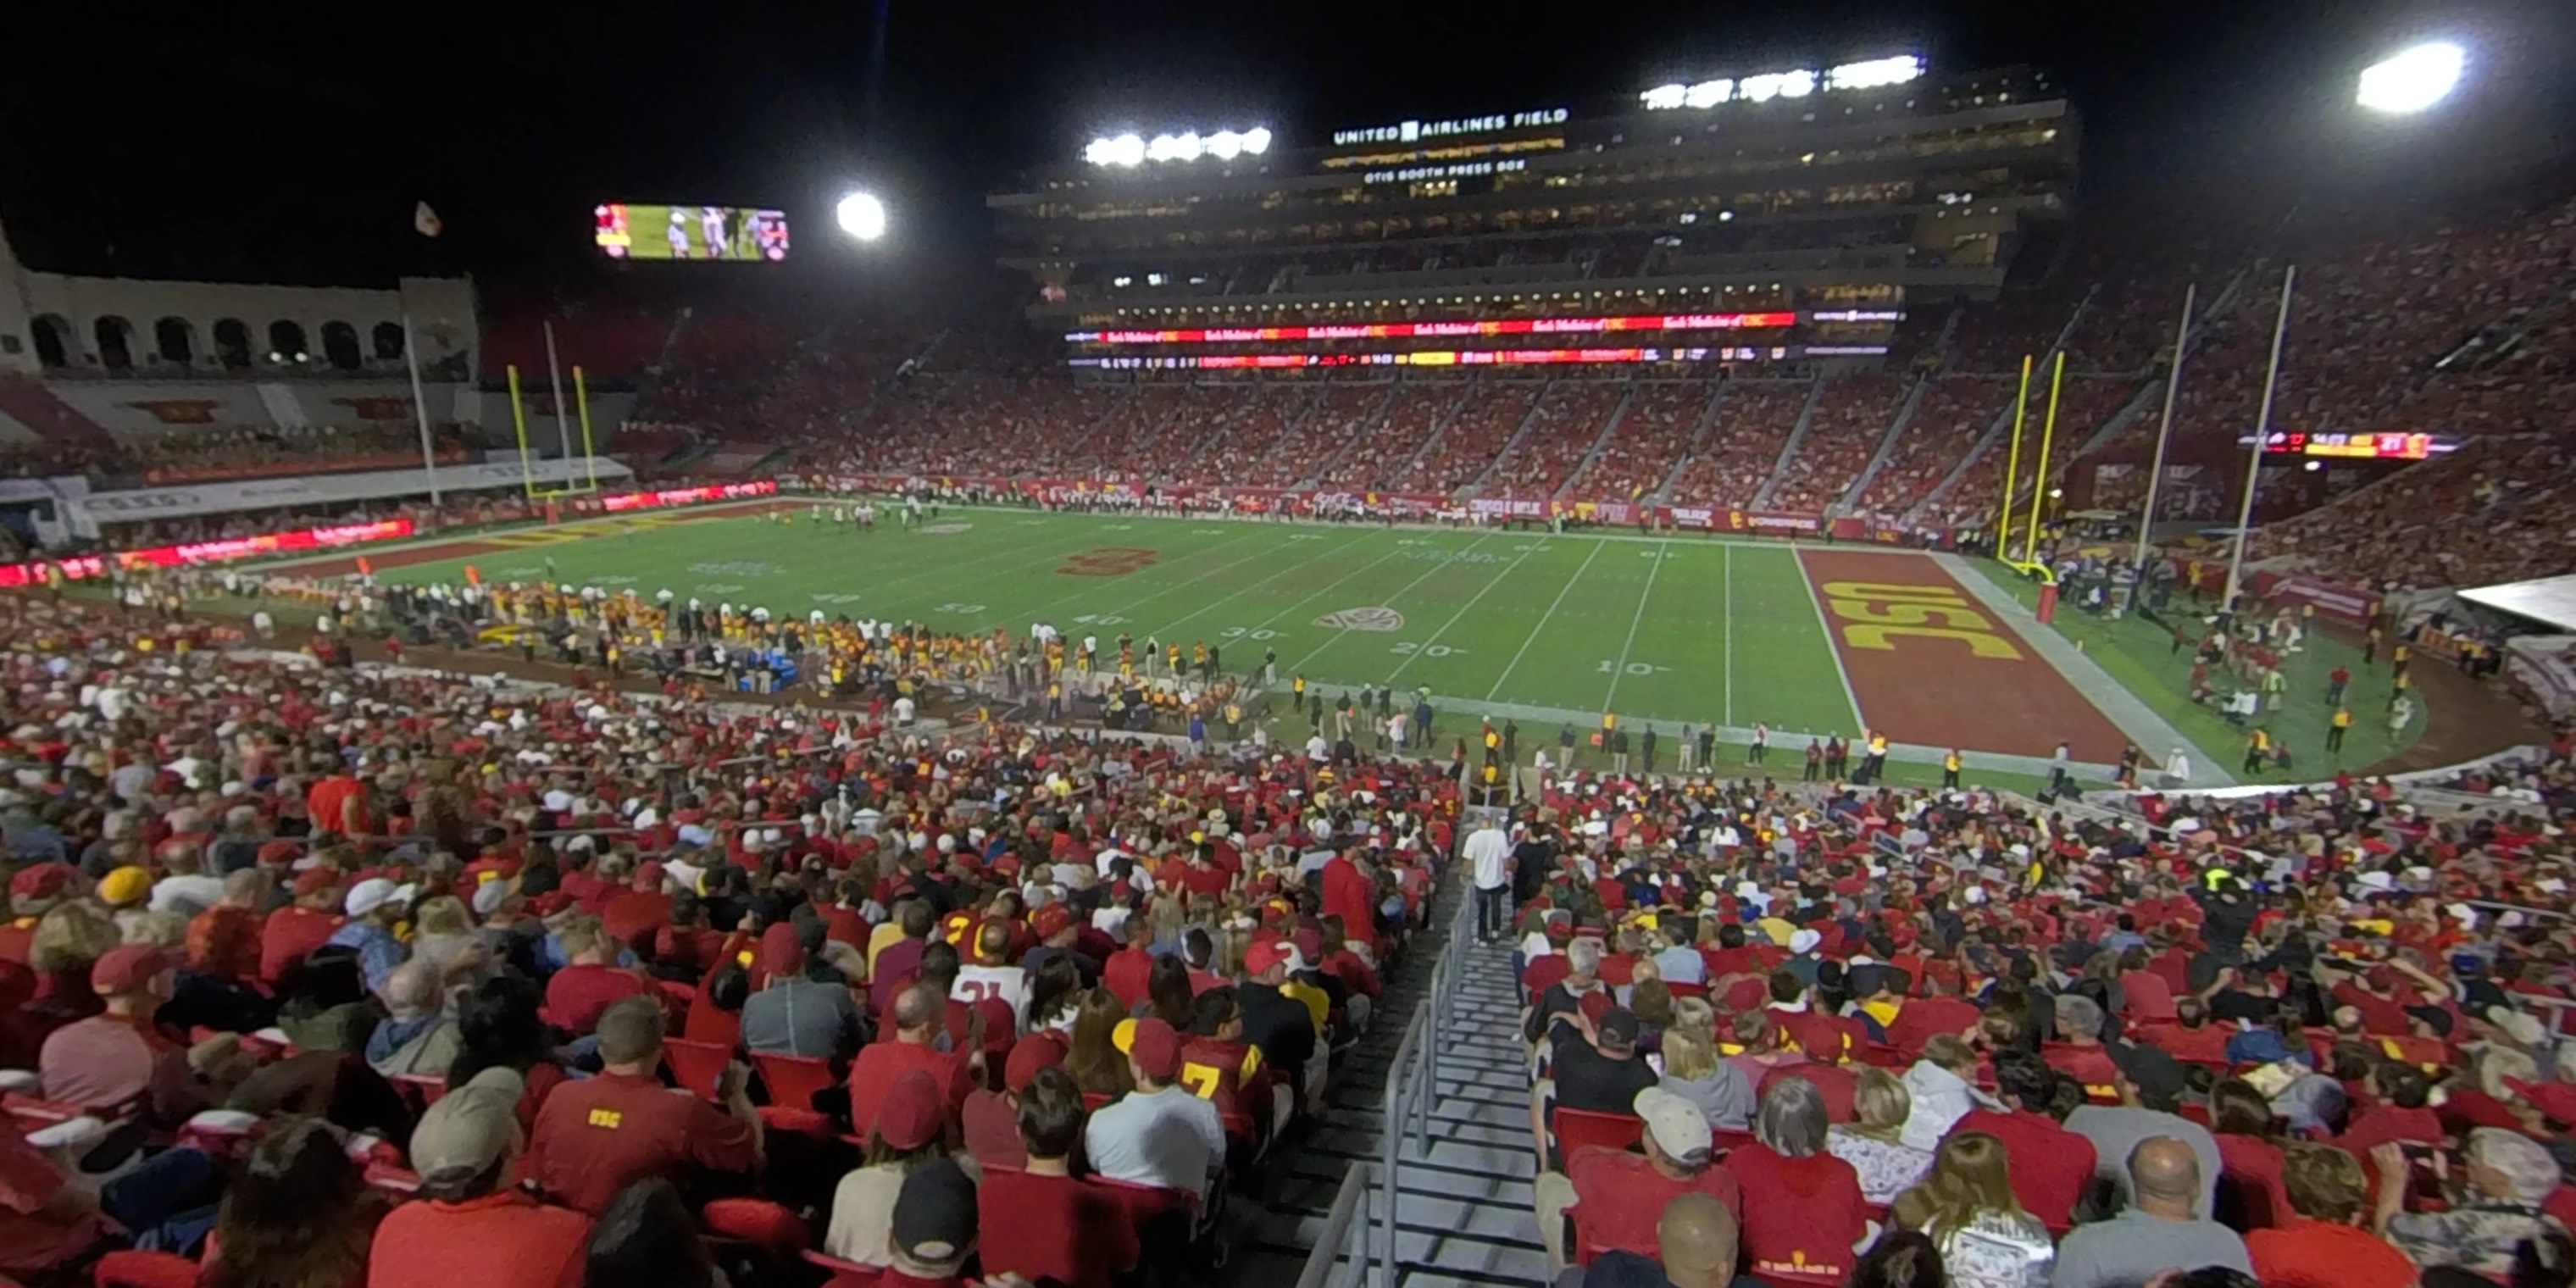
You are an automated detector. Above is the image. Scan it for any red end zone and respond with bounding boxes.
[1797,548,2129,762]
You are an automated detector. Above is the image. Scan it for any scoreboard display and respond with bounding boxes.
[2258,430,2451,460]
[595,203,790,262]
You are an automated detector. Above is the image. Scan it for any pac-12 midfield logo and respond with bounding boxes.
[1314,607,1403,631]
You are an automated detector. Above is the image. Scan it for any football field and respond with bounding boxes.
[271,502,2420,789]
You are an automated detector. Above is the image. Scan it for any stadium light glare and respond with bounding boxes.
[2357,42,2465,114]
[1086,126,1263,166]
[835,192,887,242]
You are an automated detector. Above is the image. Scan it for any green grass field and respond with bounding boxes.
[285,503,2422,794]
[1989,573,2422,783]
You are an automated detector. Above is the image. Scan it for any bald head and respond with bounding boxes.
[894,981,944,1037]
[1658,1192,1740,1288]
[2129,1136,2204,1213]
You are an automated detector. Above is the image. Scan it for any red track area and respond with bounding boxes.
[1798,548,2129,762]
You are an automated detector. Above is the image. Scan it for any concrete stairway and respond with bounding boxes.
[1235,869,1547,1288]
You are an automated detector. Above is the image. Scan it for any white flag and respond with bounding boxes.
[414,201,443,238]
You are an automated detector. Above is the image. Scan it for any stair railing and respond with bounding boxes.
[1377,999,1436,1288]
[1296,1165,1375,1288]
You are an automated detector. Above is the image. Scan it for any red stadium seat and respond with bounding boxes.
[751,1052,838,1135]
[663,1037,735,1101]
[800,1249,885,1288]
[1552,1106,1644,1159]
[702,1197,810,1255]
[93,1251,200,1288]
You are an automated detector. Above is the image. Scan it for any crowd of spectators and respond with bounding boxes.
[1381,382,1548,497]
[1766,377,1910,514]
[1573,382,1719,502]
[1485,756,2576,1288]
[1663,381,1813,512]
[0,586,1457,1287]
[1852,377,2015,519]
[1233,385,1387,490]
[1485,384,1628,498]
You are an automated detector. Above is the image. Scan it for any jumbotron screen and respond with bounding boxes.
[594,203,790,262]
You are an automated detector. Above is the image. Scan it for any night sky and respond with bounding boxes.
[1,0,2566,290]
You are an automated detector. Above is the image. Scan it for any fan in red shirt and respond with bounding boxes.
[1176,987,1280,1146]
[2245,1141,2419,1288]
[306,769,370,838]
[1881,984,1980,1057]
[372,1065,592,1288]
[2042,994,2123,1100]
[525,997,762,1214]
[1948,1051,2096,1228]
[2336,1062,2445,1154]
[848,981,975,1140]
[261,869,346,984]
[541,919,654,1035]
[1102,919,1156,1009]
[977,1068,1141,1288]
[965,1034,1066,1171]
[0,1105,106,1280]
[1535,1085,1743,1273]
[597,862,675,951]
[1729,1076,1868,1282]
[2145,997,2236,1065]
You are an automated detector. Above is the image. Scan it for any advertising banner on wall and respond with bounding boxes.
[75,458,634,524]
[0,519,416,587]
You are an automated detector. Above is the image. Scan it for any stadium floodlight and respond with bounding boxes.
[1084,133,1147,167]
[1091,126,1263,166]
[835,192,887,242]
[2357,42,2466,114]
[1826,55,1924,92]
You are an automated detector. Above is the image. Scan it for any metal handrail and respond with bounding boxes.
[1296,1165,1374,1288]
[1378,999,1435,1288]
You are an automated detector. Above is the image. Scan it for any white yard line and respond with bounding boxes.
[1723,543,1735,727]
[1486,539,1607,700]
[1141,530,1372,638]
[1383,540,1551,685]
[1287,532,1496,674]
[1237,541,1413,632]
[1601,540,1670,713]
[1792,548,1869,733]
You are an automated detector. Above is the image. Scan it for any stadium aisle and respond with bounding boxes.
[1234,873,1547,1287]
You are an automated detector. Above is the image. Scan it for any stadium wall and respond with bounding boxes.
[1,268,476,382]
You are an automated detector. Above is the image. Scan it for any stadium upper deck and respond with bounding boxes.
[992,60,2076,342]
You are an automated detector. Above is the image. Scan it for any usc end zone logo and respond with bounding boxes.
[1058,547,1158,576]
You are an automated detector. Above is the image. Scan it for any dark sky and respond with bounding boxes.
[3,0,2567,289]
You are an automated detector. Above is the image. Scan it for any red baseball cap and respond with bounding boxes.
[873,1069,945,1151]
[1030,903,1074,940]
[1245,938,1297,976]
[257,840,303,867]
[7,862,75,902]
[1004,1033,1068,1091]
[293,868,343,898]
[1119,1018,1184,1081]
[636,861,669,889]
[92,945,173,996]
[2509,1078,2576,1127]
